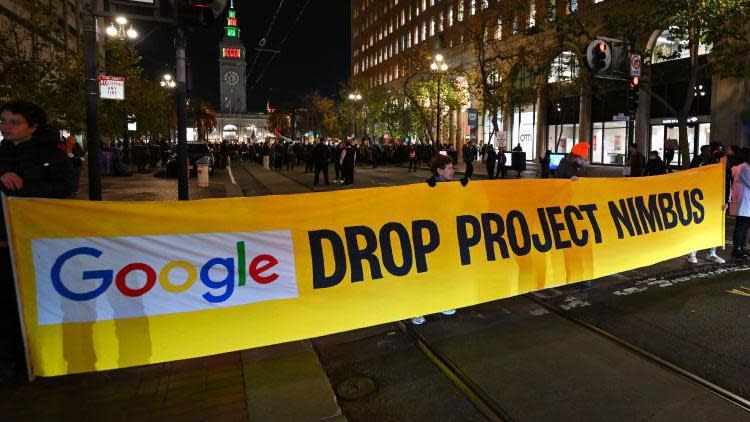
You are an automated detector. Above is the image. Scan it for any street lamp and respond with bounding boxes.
[106,16,138,40]
[349,92,363,139]
[430,54,449,145]
[161,74,176,143]
[160,73,176,88]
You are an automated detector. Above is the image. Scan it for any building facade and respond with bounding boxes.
[351,0,750,165]
[207,3,269,143]
[0,0,83,56]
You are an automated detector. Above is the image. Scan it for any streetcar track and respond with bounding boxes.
[523,293,750,413]
[396,321,512,422]
[239,161,750,418]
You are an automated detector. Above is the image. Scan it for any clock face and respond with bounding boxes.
[224,71,240,86]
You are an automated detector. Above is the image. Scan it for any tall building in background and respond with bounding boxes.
[219,3,247,114]
[0,0,84,55]
[211,2,269,143]
[350,0,750,165]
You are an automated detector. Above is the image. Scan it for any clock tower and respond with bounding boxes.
[219,2,246,113]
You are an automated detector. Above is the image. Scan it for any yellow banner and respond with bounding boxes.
[5,164,725,377]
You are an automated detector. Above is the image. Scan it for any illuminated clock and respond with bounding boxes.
[224,71,240,86]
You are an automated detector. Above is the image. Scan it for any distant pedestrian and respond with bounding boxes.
[408,145,417,172]
[485,144,496,179]
[626,142,646,177]
[644,151,667,176]
[311,139,330,186]
[539,149,551,179]
[495,148,507,179]
[341,141,356,185]
[463,140,474,179]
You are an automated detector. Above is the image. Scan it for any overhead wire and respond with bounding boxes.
[248,0,313,95]
[244,0,287,86]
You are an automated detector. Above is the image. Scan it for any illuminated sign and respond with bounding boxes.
[99,75,125,100]
[227,17,237,26]
[223,48,244,59]
[226,27,238,37]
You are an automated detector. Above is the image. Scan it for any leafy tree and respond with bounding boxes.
[187,99,217,141]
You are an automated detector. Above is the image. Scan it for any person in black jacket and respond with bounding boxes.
[485,144,497,179]
[644,150,667,176]
[0,100,74,381]
[311,139,331,186]
[462,140,474,179]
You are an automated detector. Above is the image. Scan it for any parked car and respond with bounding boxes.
[166,142,215,177]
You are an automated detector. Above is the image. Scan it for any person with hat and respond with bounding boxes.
[555,142,589,180]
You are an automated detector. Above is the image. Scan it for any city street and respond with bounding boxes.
[2,0,750,420]
[1,162,749,420]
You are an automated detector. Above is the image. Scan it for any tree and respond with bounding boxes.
[99,40,172,142]
[398,45,465,143]
[299,92,339,138]
[187,99,217,142]
[610,0,750,167]
[267,109,291,138]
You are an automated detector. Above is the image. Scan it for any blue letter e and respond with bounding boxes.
[51,247,113,301]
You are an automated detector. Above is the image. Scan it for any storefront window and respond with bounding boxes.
[483,111,503,146]
[547,124,577,153]
[512,105,536,158]
[651,125,665,162]
[592,123,604,163]
[665,126,695,165]
[603,122,627,164]
[698,123,711,157]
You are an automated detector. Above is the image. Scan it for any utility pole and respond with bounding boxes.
[83,0,102,201]
[175,28,189,201]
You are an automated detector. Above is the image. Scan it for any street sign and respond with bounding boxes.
[613,113,631,121]
[99,76,125,100]
[630,54,642,77]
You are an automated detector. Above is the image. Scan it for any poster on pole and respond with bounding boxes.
[99,76,125,100]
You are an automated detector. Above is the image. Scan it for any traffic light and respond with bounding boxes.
[173,0,227,28]
[626,76,640,117]
[586,40,612,74]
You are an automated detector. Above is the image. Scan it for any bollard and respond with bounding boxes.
[197,163,209,187]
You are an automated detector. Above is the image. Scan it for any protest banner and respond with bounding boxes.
[4,164,725,376]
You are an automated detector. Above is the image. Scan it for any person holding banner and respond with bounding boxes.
[688,142,727,264]
[412,155,468,325]
[0,100,74,380]
[730,148,750,260]
[555,142,589,180]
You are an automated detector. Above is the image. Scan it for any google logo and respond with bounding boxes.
[50,241,280,304]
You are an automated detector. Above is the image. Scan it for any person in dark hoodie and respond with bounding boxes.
[0,100,74,381]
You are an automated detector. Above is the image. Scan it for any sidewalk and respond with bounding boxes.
[1,163,344,422]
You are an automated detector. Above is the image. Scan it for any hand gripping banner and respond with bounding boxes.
[4,164,725,377]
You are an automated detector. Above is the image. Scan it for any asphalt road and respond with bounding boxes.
[237,161,750,421]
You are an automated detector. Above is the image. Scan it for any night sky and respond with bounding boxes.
[135,0,351,111]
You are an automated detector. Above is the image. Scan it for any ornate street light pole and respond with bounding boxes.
[430,54,449,145]
[348,92,362,139]
[161,74,176,143]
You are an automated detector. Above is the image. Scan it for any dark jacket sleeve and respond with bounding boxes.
[19,148,75,199]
